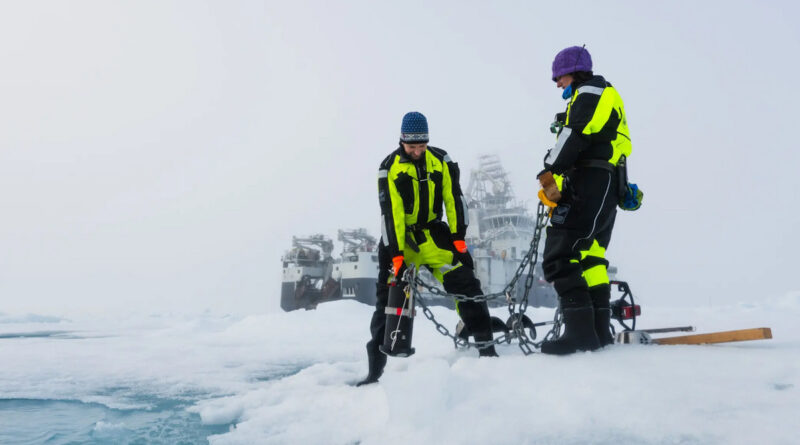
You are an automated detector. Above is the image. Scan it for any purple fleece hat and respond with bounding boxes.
[551,46,592,81]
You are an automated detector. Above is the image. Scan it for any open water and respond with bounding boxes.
[0,328,235,445]
[0,397,230,445]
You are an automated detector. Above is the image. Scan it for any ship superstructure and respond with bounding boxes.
[464,154,557,307]
[281,230,378,311]
[280,154,577,311]
[332,229,379,301]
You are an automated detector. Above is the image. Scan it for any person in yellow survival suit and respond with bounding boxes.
[536,46,640,355]
[356,111,497,386]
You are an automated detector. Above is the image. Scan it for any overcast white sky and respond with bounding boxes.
[1,0,798,316]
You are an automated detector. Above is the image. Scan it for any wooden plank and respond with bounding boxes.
[652,328,772,345]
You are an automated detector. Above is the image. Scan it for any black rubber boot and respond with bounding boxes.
[474,331,499,357]
[442,265,498,357]
[540,306,601,355]
[458,301,498,357]
[356,343,387,386]
[590,286,614,347]
[478,347,499,357]
[593,306,614,347]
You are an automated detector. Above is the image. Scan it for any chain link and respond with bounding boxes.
[411,202,562,355]
[415,294,511,350]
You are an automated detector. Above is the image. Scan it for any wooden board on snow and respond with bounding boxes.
[652,327,772,345]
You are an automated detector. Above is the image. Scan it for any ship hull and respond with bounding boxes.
[280,282,300,311]
[340,278,377,306]
[280,278,342,312]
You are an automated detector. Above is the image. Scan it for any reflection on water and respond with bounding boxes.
[0,398,231,445]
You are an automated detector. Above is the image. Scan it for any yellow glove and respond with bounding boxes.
[538,171,562,202]
[537,188,558,208]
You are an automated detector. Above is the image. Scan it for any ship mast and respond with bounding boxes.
[338,228,377,258]
[465,154,533,246]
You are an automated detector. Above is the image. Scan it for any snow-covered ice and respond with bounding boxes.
[1,293,798,444]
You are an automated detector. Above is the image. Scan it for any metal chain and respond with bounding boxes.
[413,203,548,304]
[506,203,563,353]
[415,290,511,350]
[411,202,562,354]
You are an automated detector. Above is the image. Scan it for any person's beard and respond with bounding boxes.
[408,150,425,161]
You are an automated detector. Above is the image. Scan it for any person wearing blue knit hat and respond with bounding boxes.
[536,46,642,355]
[356,112,498,386]
[399,111,429,145]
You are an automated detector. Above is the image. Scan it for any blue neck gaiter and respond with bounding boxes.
[562,84,573,100]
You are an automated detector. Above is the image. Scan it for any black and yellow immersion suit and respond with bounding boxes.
[358,146,497,385]
[539,73,632,355]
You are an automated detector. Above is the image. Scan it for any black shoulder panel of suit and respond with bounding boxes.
[426,146,448,161]
[569,91,601,127]
[579,75,607,88]
[379,147,404,169]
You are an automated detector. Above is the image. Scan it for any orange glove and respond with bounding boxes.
[452,239,474,269]
[453,240,468,253]
[392,255,406,278]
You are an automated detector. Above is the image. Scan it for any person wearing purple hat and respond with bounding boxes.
[356,112,498,386]
[536,46,640,355]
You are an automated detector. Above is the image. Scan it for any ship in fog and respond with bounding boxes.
[280,154,575,311]
[280,230,378,311]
